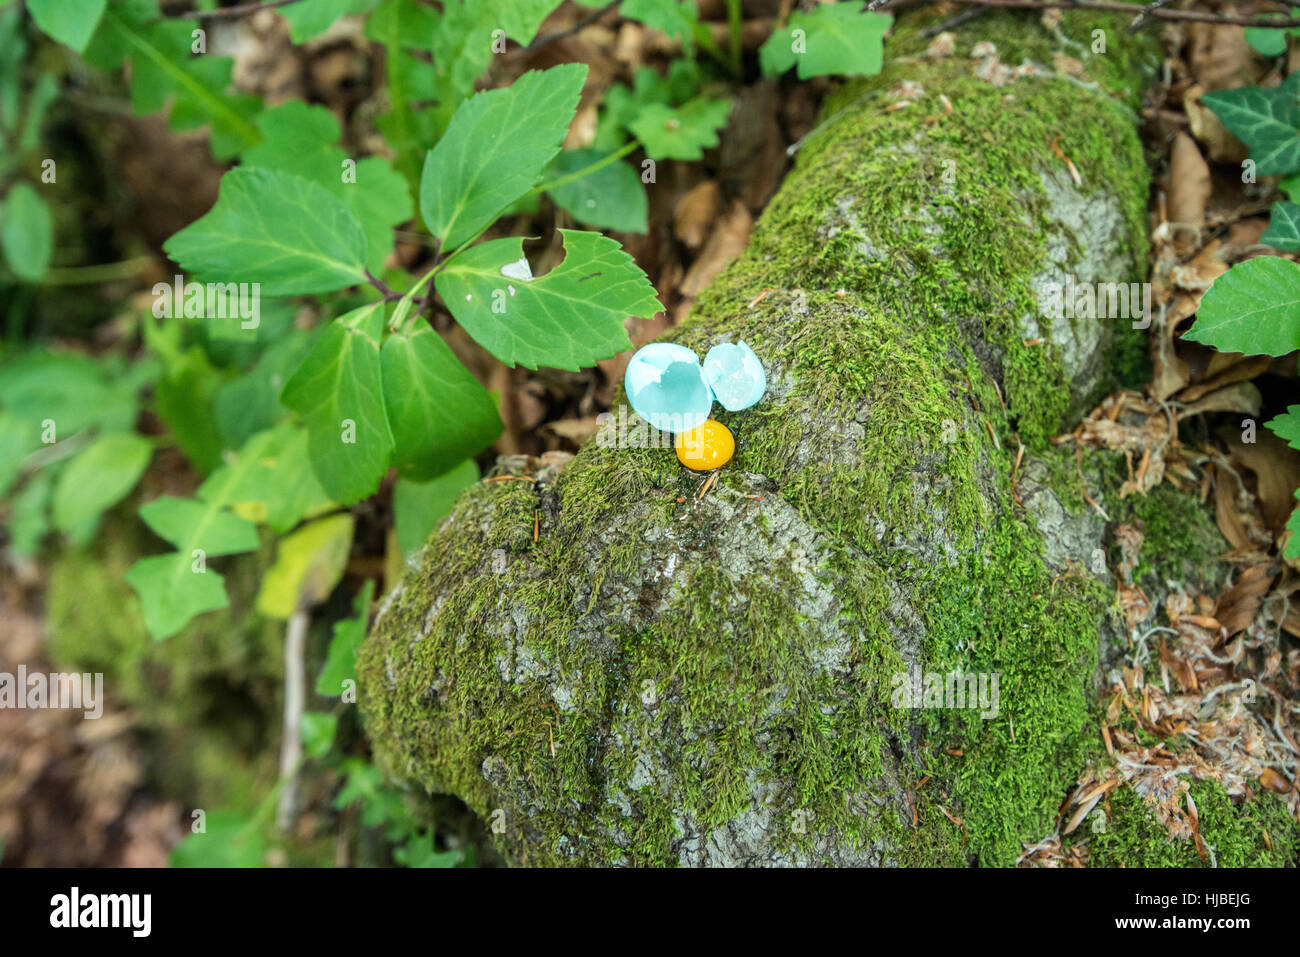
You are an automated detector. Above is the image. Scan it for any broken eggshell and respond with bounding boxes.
[624,342,714,434]
[703,340,766,411]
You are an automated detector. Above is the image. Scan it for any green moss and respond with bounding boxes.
[1066,782,1299,867]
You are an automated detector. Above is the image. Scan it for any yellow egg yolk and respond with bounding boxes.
[675,420,735,472]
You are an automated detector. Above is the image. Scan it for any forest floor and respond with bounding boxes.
[1,1,1298,866]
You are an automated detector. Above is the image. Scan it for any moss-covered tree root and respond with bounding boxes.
[357,15,1287,866]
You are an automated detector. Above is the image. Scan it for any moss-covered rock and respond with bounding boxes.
[359,13,1171,865]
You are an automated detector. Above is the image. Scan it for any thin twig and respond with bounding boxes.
[277,608,309,832]
[923,4,991,36]
[519,0,620,54]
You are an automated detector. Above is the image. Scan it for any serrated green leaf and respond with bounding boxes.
[317,579,373,695]
[393,459,477,560]
[759,2,892,79]
[547,148,648,233]
[243,102,411,273]
[27,0,107,53]
[1,182,52,280]
[1185,256,1300,357]
[126,551,230,641]
[163,167,369,296]
[628,96,731,161]
[51,432,152,542]
[498,0,563,43]
[170,811,263,868]
[281,305,393,504]
[381,327,502,480]
[256,512,355,618]
[1201,72,1300,176]
[621,0,698,42]
[281,0,380,42]
[1265,405,1300,450]
[139,495,260,556]
[1262,200,1300,251]
[419,64,586,247]
[87,5,261,159]
[436,229,661,370]
[1286,499,1300,560]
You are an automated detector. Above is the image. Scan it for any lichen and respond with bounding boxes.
[358,12,1164,866]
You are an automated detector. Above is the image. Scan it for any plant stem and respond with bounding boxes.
[36,256,155,286]
[277,608,309,833]
[532,140,639,195]
[726,0,743,75]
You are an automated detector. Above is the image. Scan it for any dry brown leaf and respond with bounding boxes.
[1185,22,1259,91]
[1167,132,1211,255]
[1180,381,1262,418]
[673,180,720,250]
[1228,428,1300,534]
[1214,563,1275,635]
[679,199,752,299]
[1184,85,1249,163]
[1178,354,1270,402]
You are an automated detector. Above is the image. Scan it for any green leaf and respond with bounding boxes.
[0,349,136,438]
[1265,405,1300,450]
[126,551,230,641]
[759,2,892,79]
[547,148,648,233]
[256,512,355,618]
[394,829,463,868]
[214,331,316,450]
[27,0,107,53]
[163,167,369,296]
[1,182,53,280]
[1185,256,1300,357]
[1244,27,1288,57]
[154,346,225,475]
[436,229,661,370]
[138,495,260,556]
[301,711,339,758]
[9,469,52,556]
[621,0,698,42]
[243,102,411,274]
[317,579,373,696]
[1262,200,1300,251]
[199,425,333,534]
[419,64,586,247]
[628,96,731,161]
[1286,499,1300,561]
[281,305,393,504]
[497,0,563,43]
[1201,72,1300,176]
[281,0,380,42]
[170,811,264,868]
[381,327,502,481]
[393,460,477,560]
[87,5,261,159]
[51,432,152,543]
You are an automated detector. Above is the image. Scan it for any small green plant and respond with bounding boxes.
[1188,72,1300,557]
